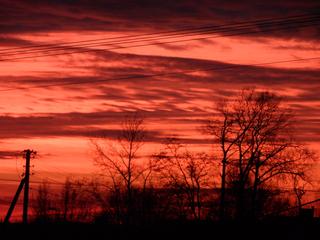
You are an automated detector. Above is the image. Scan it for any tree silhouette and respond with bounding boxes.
[92,113,151,223]
[205,89,314,219]
[32,181,52,222]
[155,138,212,220]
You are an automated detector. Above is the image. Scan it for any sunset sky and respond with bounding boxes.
[0,0,320,219]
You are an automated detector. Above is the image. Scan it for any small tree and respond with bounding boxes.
[59,178,95,222]
[92,113,150,223]
[33,181,52,222]
[155,138,212,220]
[293,175,308,215]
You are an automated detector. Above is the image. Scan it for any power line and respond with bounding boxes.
[1,178,320,193]
[0,56,318,92]
[0,177,72,186]
[1,14,318,56]
[33,174,65,185]
[1,19,318,61]
[0,178,61,185]
[29,187,61,198]
[0,178,25,183]
[0,14,319,62]
[35,166,73,179]
[0,177,106,188]
[1,13,317,54]
[266,197,320,216]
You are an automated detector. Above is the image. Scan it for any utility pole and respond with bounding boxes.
[23,149,35,224]
[4,149,36,224]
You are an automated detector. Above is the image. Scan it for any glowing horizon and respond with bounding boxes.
[1,0,320,221]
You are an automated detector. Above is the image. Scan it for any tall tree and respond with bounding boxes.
[205,89,314,219]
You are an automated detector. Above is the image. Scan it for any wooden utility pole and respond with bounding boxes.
[23,149,32,224]
[4,149,35,224]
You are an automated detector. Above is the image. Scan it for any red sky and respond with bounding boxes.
[0,0,320,219]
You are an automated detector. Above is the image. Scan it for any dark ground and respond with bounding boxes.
[1,218,319,240]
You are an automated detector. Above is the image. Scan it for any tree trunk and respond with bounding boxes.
[251,164,259,219]
[219,157,227,220]
[236,180,245,219]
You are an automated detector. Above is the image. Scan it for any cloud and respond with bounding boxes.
[0,150,21,159]
[0,0,319,41]
[0,110,207,142]
[4,50,320,95]
[0,36,34,47]
[273,44,320,51]
[157,43,203,52]
[0,40,319,144]
[1,49,320,114]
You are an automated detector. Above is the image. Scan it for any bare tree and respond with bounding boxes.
[60,178,77,222]
[205,100,245,220]
[92,113,149,223]
[155,138,212,220]
[59,178,96,222]
[292,175,309,215]
[205,89,314,219]
[32,181,52,222]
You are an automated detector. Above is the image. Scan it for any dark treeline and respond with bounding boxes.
[30,89,317,225]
